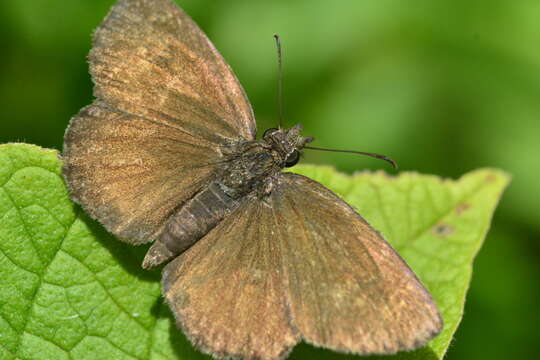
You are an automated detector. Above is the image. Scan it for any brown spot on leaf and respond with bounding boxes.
[433,223,454,237]
[485,174,496,183]
[455,202,471,215]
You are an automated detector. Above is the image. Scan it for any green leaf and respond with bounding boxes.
[0,143,199,360]
[0,143,509,360]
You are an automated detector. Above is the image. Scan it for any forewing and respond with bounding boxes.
[64,0,257,243]
[63,102,219,243]
[163,198,300,360]
[274,174,442,354]
[90,0,256,141]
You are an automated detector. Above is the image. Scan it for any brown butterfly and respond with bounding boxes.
[62,0,442,359]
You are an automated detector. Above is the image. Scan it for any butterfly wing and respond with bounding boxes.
[63,0,256,243]
[273,174,442,353]
[163,173,442,359]
[91,0,255,141]
[64,101,224,243]
[163,196,300,360]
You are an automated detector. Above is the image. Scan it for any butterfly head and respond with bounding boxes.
[262,124,313,168]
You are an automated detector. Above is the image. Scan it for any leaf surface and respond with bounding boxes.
[0,144,509,360]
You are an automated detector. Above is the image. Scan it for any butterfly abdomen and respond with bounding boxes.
[142,182,240,269]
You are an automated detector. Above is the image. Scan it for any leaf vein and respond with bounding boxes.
[59,249,150,330]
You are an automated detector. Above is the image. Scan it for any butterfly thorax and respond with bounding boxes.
[141,125,313,269]
[218,124,314,199]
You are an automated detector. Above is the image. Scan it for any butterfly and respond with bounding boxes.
[62,0,442,359]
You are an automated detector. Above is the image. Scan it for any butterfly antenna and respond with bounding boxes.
[304,146,398,170]
[273,34,284,129]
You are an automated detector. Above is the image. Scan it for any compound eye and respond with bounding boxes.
[263,128,278,138]
[284,150,300,167]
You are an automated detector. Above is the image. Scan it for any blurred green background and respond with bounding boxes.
[1,0,539,359]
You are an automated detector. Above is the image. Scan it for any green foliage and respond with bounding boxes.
[0,143,509,360]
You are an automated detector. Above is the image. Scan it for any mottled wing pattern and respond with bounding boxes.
[163,173,442,359]
[163,198,300,360]
[91,0,255,141]
[63,0,256,243]
[64,101,222,243]
[274,174,442,354]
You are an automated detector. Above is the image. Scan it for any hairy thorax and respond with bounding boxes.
[142,125,313,269]
[218,141,282,199]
